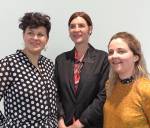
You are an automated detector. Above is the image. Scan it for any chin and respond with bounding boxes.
[113,68,122,74]
[74,41,83,45]
[31,49,42,54]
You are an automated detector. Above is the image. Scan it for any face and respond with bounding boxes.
[69,16,92,45]
[108,38,139,78]
[23,26,48,55]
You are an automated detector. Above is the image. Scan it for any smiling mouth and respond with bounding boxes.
[74,36,82,39]
[112,62,122,65]
[31,42,40,46]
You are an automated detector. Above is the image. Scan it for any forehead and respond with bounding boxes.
[26,26,47,32]
[70,16,87,25]
[109,38,130,49]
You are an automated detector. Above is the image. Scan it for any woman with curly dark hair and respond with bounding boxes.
[0,12,58,128]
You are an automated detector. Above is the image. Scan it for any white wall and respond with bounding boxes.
[0,0,150,109]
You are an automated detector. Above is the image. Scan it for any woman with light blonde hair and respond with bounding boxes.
[104,32,150,128]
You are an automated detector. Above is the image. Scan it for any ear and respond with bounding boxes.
[22,32,25,40]
[134,55,139,62]
[89,26,93,35]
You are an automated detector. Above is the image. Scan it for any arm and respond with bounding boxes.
[79,54,109,127]
[54,58,66,128]
[0,57,13,125]
[141,79,150,125]
[48,61,59,127]
[0,111,5,125]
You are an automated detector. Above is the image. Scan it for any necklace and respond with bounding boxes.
[120,76,134,84]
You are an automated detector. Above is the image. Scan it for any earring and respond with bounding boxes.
[89,31,92,35]
[43,45,48,51]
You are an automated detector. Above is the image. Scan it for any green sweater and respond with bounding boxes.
[104,77,150,128]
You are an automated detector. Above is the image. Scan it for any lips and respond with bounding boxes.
[111,59,123,65]
[112,61,121,64]
[30,41,40,47]
[73,34,82,38]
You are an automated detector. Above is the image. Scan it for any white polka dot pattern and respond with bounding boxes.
[0,50,58,128]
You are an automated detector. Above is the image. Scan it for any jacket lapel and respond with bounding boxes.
[65,49,77,102]
[76,45,96,97]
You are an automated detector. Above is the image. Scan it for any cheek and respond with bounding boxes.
[23,38,29,45]
[122,58,135,68]
[42,36,48,43]
[84,30,90,37]
[108,56,112,63]
[122,55,134,62]
[68,32,73,39]
[23,36,30,43]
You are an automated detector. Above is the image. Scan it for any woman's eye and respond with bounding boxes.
[70,25,76,29]
[37,33,44,37]
[27,32,33,35]
[118,50,126,54]
[108,51,113,56]
[78,24,85,28]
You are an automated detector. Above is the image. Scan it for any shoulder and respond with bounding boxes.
[90,47,109,66]
[0,52,18,65]
[88,44,108,58]
[40,55,54,66]
[55,52,66,60]
[136,77,150,99]
[55,49,74,62]
[137,77,150,89]
[94,49,108,57]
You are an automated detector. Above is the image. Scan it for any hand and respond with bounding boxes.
[68,119,84,128]
[58,118,67,128]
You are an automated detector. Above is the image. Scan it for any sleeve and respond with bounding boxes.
[141,80,150,125]
[0,57,13,125]
[49,61,59,127]
[79,53,109,127]
[54,57,65,119]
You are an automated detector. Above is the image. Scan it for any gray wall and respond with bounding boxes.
[0,0,150,109]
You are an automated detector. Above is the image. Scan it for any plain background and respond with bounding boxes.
[0,0,150,111]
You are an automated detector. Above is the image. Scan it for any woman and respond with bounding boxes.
[55,12,109,128]
[0,12,58,127]
[104,32,150,128]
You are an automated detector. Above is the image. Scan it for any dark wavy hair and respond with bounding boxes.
[19,12,51,37]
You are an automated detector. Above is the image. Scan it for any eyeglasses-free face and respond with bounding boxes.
[69,16,92,45]
[108,38,139,78]
[23,26,48,55]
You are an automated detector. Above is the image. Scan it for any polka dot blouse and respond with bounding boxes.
[0,50,58,128]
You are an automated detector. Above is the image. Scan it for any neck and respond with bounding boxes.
[75,43,89,58]
[119,73,134,80]
[22,49,40,68]
[118,68,135,80]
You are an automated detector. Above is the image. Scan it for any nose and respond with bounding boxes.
[33,34,38,40]
[111,51,119,58]
[74,26,80,32]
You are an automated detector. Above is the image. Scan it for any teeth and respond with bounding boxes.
[113,62,120,64]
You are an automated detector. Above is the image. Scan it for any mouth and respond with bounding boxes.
[30,41,40,46]
[112,61,122,65]
[74,36,82,40]
[111,58,122,64]
[73,33,82,38]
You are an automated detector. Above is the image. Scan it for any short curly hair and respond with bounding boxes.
[19,12,51,37]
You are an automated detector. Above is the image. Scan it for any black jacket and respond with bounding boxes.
[55,44,109,128]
